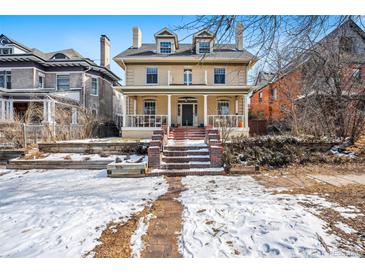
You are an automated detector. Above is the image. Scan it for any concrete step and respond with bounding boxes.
[163,150,209,156]
[162,155,210,163]
[148,168,225,176]
[164,145,208,151]
[161,162,211,170]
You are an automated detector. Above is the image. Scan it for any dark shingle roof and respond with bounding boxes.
[115,43,256,62]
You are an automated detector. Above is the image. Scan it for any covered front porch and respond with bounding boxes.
[118,89,250,139]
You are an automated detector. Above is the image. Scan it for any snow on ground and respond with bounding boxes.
[167,139,207,147]
[0,169,167,257]
[58,138,151,144]
[14,153,147,163]
[179,175,347,258]
[130,213,154,258]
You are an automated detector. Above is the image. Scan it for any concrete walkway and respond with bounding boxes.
[307,174,365,187]
[141,177,185,258]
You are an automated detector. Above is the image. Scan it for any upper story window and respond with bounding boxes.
[199,42,210,54]
[56,75,70,91]
[0,71,11,89]
[259,92,263,103]
[218,100,230,115]
[270,88,278,100]
[352,68,362,80]
[91,78,99,95]
[184,69,192,85]
[38,75,45,88]
[146,67,158,84]
[0,48,13,55]
[51,53,69,60]
[339,37,353,53]
[144,100,156,115]
[214,68,226,84]
[160,41,172,54]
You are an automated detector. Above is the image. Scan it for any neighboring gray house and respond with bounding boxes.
[0,34,120,124]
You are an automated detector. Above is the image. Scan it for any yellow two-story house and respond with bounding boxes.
[114,24,257,138]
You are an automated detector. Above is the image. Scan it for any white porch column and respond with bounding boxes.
[203,94,208,126]
[9,99,14,121]
[133,98,137,115]
[47,101,52,123]
[244,94,249,129]
[71,108,78,125]
[50,101,56,123]
[121,94,127,127]
[0,99,4,121]
[43,100,48,122]
[167,94,172,127]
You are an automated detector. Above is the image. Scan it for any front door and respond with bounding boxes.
[182,104,193,126]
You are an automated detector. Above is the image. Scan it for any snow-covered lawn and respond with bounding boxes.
[0,169,167,258]
[179,176,347,258]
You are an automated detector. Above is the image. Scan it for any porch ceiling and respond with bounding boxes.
[116,85,253,96]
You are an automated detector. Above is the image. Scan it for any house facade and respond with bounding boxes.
[114,24,257,138]
[250,19,365,124]
[0,34,120,124]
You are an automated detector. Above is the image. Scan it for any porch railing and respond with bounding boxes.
[126,115,168,128]
[208,115,245,128]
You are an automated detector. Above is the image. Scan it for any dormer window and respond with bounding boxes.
[339,37,353,53]
[160,41,172,54]
[51,53,69,60]
[199,42,210,54]
[0,48,13,55]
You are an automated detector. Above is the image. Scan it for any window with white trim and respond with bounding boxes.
[144,100,156,115]
[270,88,278,100]
[199,42,210,54]
[259,92,263,103]
[0,71,11,89]
[0,48,13,55]
[146,67,158,84]
[184,69,192,85]
[352,68,361,80]
[56,75,70,91]
[91,78,98,95]
[38,75,44,88]
[160,41,172,54]
[218,100,230,115]
[214,68,225,84]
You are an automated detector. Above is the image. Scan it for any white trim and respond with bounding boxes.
[167,94,171,126]
[145,66,159,85]
[203,94,208,126]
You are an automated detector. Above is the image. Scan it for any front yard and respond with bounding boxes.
[0,165,364,257]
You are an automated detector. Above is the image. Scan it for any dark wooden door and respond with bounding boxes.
[182,104,193,126]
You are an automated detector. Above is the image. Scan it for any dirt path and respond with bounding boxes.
[90,176,185,258]
[141,176,184,258]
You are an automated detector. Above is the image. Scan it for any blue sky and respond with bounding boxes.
[0,15,199,81]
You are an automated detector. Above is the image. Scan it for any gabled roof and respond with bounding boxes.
[0,34,32,52]
[154,27,179,48]
[193,29,214,39]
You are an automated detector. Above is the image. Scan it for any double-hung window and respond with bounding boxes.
[144,100,156,115]
[184,69,192,85]
[218,101,230,115]
[0,71,11,89]
[352,68,361,80]
[199,42,210,54]
[160,41,172,54]
[56,75,70,91]
[146,67,158,84]
[270,88,278,101]
[259,92,263,103]
[214,68,225,84]
[91,78,99,95]
[38,75,44,88]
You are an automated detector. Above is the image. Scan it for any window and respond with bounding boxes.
[160,42,171,54]
[144,100,156,115]
[259,92,263,103]
[91,78,98,95]
[38,75,44,88]
[218,100,230,115]
[280,105,286,113]
[0,71,11,89]
[0,48,13,55]
[146,67,158,84]
[51,53,69,60]
[339,37,353,53]
[270,88,278,100]
[214,68,225,84]
[199,42,210,54]
[56,75,70,91]
[184,69,192,85]
[352,68,361,80]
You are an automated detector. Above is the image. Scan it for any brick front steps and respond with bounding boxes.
[148,168,225,176]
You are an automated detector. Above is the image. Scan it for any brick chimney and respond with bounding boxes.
[235,22,244,51]
[133,27,142,49]
[100,34,110,69]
